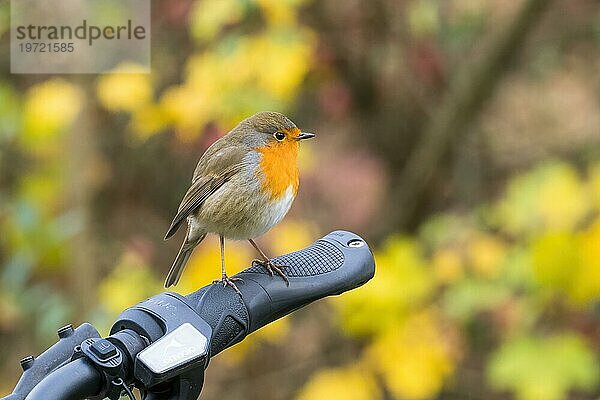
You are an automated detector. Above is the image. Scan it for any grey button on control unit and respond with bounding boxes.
[138,323,209,374]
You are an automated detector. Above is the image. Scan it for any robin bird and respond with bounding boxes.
[164,111,315,293]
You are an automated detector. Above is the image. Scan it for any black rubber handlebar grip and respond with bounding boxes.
[185,230,375,356]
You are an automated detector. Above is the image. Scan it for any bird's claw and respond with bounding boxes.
[213,275,244,295]
[252,259,290,286]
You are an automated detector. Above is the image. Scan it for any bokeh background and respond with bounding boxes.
[1,0,600,399]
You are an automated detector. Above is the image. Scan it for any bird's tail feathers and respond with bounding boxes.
[164,233,206,287]
[164,218,185,241]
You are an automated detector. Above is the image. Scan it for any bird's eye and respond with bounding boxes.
[274,131,285,141]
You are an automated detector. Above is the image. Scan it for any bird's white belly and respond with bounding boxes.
[251,185,295,236]
[195,179,295,240]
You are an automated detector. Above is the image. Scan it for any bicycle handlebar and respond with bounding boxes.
[5,230,374,400]
[187,230,373,355]
[24,359,102,400]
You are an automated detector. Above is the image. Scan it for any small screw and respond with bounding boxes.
[347,239,365,248]
[57,324,74,339]
[20,355,34,371]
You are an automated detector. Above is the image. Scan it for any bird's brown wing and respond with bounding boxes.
[191,134,247,183]
[164,143,248,240]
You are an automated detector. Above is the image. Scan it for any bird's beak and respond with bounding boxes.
[297,132,316,141]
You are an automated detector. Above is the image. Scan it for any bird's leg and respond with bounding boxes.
[213,235,243,295]
[248,239,289,286]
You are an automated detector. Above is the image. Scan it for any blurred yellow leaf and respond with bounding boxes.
[367,311,456,400]
[98,251,162,316]
[467,234,506,279]
[129,103,169,138]
[190,28,313,101]
[154,3,314,141]
[495,162,589,235]
[296,363,381,400]
[531,219,600,305]
[261,219,316,256]
[589,163,600,210]
[248,29,315,99]
[96,63,151,112]
[531,231,579,294]
[159,85,212,140]
[22,79,83,154]
[189,0,245,42]
[537,164,589,231]
[570,220,600,304]
[255,0,306,26]
[333,237,434,336]
[432,247,464,284]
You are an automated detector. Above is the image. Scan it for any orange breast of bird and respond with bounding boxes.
[257,135,300,201]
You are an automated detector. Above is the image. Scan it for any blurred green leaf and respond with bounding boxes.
[408,0,439,38]
[488,334,599,400]
[442,278,511,320]
[418,213,468,249]
[0,83,21,141]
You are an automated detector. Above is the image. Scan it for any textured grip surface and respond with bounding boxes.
[185,285,249,356]
[237,230,374,334]
[244,240,345,277]
[185,230,375,356]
